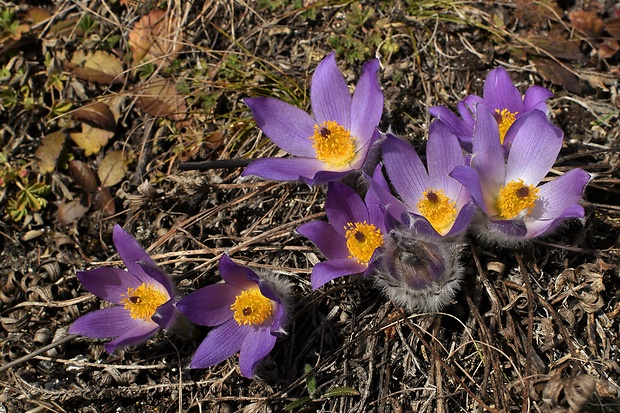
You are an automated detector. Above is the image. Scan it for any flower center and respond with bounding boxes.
[230,288,274,326]
[310,120,356,167]
[416,189,457,235]
[495,108,518,145]
[121,283,168,320]
[497,179,539,220]
[344,221,384,265]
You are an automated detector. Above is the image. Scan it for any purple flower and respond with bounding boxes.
[176,254,291,378]
[243,52,384,185]
[450,104,590,244]
[68,225,177,353]
[371,125,474,237]
[430,67,552,150]
[297,167,390,289]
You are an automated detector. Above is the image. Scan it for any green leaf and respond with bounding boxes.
[322,387,360,399]
[284,397,312,412]
[304,364,316,396]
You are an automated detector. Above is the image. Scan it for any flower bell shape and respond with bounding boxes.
[429,67,553,150]
[243,52,384,185]
[373,227,464,313]
[450,104,591,244]
[371,125,474,237]
[68,225,178,353]
[297,167,390,289]
[176,254,291,378]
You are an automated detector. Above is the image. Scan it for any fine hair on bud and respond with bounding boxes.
[258,270,294,336]
[373,227,464,313]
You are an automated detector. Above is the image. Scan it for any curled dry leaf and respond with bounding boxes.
[134,77,187,120]
[70,123,114,156]
[71,102,116,131]
[93,187,115,215]
[69,50,125,85]
[57,198,90,225]
[98,150,127,187]
[35,130,66,174]
[129,9,184,67]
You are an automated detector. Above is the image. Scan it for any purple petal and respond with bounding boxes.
[138,260,174,297]
[242,157,326,182]
[523,86,552,113]
[308,169,352,186]
[176,283,239,327]
[311,258,367,289]
[218,254,258,291]
[426,121,467,199]
[369,174,408,224]
[445,202,476,236]
[152,300,178,330]
[105,321,159,353]
[483,67,523,113]
[244,97,316,157]
[531,168,590,221]
[350,59,383,144]
[364,165,389,233]
[76,267,142,305]
[68,305,146,338]
[239,327,277,378]
[450,165,496,216]
[112,225,156,284]
[525,203,585,239]
[324,182,369,232]
[505,110,563,185]
[428,105,472,141]
[297,220,349,260]
[311,52,351,127]
[471,104,505,193]
[383,134,428,207]
[190,318,250,369]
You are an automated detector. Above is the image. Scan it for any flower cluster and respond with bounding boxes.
[69,54,590,381]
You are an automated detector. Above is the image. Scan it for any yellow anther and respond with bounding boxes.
[495,108,518,145]
[230,288,274,326]
[416,188,457,235]
[344,221,384,265]
[310,121,356,167]
[121,283,168,320]
[497,179,539,219]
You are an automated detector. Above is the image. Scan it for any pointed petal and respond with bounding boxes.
[370,172,408,224]
[531,168,590,221]
[523,85,552,113]
[76,267,142,305]
[445,202,476,236]
[505,110,563,185]
[105,320,160,353]
[218,254,258,290]
[297,221,349,260]
[471,104,505,193]
[112,225,157,284]
[426,121,466,199]
[324,182,368,231]
[350,59,383,144]
[239,327,277,378]
[383,134,428,207]
[176,283,239,327]
[483,67,523,113]
[68,306,145,338]
[242,157,326,182]
[428,105,471,141]
[450,165,496,216]
[364,165,389,233]
[244,97,316,157]
[311,52,351,127]
[138,260,174,297]
[190,319,250,369]
[311,258,366,289]
[152,300,178,330]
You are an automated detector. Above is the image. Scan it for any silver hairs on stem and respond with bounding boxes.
[373,227,465,313]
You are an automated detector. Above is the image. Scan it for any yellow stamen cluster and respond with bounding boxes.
[230,288,274,326]
[497,179,539,220]
[121,283,168,320]
[310,120,356,167]
[344,221,384,265]
[495,108,518,145]
[416,188,457,235]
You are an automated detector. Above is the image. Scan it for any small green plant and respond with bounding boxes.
[285,364,360,411]
[0,155,51,222]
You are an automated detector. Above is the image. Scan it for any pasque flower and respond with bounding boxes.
[450,104,590,244]
[297,166,391,289]
[374,227,464,313]
[430,67,553,150]
[243,52,383,185]
[176,254,291,378]
[69,225,178,353]
[371,125,474,237]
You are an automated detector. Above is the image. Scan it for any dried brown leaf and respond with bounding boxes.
[70,123,114,156]
[532,57,582,94]
[93,187,115,215]
[71,102,116,131]
[569,9,604,37]
[605,17,620,38]
[69,160,97,192]
[98,150,127,187]
[24,7,51,24]
[35,130,65,173]
[70,51,124,84]
[57,198,89,225]
[134,78,187,120]
[128,9,184,67]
